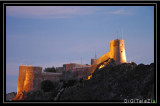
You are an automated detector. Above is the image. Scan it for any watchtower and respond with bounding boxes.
[109,39,127,63]
[88,39,127,79]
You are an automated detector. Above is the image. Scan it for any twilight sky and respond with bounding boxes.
[6,6,154,93]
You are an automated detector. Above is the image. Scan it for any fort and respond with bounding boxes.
[88,39,127,78]
[13,38,127,100]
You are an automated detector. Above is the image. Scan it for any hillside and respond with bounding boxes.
[11,61,154,102]
[59,61,154,101]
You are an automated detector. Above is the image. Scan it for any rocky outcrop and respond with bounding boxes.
[6,92,16,101]
[59,62,154,101]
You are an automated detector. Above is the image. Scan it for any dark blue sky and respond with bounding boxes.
[6,6,154,93]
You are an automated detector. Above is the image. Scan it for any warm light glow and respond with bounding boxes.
[99,64,104,69]
[87,74,92,80]
[122,50,127,63]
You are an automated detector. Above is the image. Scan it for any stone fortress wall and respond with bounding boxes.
[89,39,127,74]
[15,39,127,97]
[17,65,62,95]
[109,39,126,63]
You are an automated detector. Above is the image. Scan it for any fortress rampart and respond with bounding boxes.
[14,39,127,100]
[17,65,62,95]
[89,39,127,76]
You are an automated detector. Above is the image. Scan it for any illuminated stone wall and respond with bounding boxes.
[15,39,127,97]
[89,39,127,75]
[16,65,62,95]
[109,39,126,63]
[23,66,42,92]
[16,64,89,96]
[63,63,89,72]
[17,65,26,95]
[17,65,42,95]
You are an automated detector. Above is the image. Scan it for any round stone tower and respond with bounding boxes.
[23,66,42,92]
[17,65,42,95]
[109,39,127,63]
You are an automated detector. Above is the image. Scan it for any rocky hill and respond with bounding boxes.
[11,61,154,102]
[59,61,154,101]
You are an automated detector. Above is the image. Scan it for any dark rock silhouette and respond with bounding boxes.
[6,92,17,101]
[59,61,154,101]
